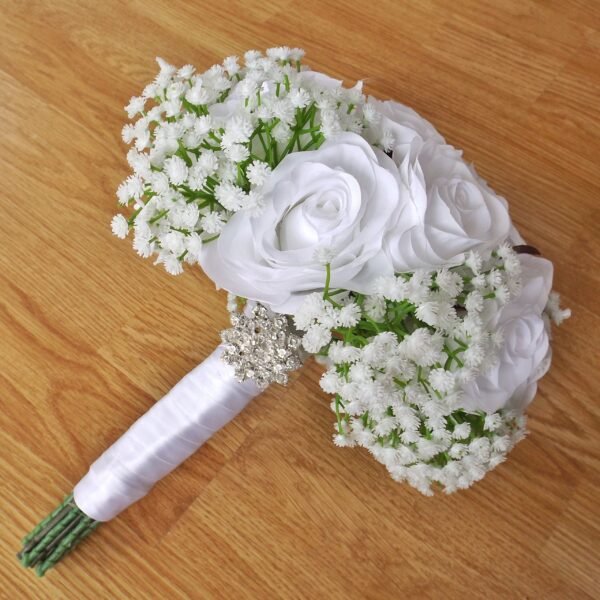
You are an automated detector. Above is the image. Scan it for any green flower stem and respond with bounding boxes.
[21,495,73,548]
[278,105,317,164]
[126,205,143,226]
[148,209,169,224]
[334,394,344,434]
[176,145,193,166]
[36,518,98,577]
[323,263,344,309]
[301,134,325,151]
[326,289,346,297]
[323,263,332,298]
[257,131,269,155]
[18,494,100,577]
[22,509,80,568]
[200,141,221,151]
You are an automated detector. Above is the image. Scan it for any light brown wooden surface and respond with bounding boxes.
[1,1,599,598]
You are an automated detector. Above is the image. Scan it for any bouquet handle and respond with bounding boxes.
[18,344,261,575]
[74,344,260,521]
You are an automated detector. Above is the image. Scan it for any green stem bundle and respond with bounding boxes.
[18,494,100,576]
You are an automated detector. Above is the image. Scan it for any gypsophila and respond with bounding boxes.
[294,246,533,495]
[112,49,369,275]
[111,214,129,239]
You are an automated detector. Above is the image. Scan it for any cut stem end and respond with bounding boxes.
[18,494,100,576]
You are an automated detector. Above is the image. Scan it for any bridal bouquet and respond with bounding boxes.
[19,48,570,576]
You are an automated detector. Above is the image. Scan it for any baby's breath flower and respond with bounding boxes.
[121,124,136,144]
[164,156,188,185]
[160,231,186,255]
[429,369,455,393]
[320,370,341,394]
[327,341,361,365]
[466,250,482,274]
[465,290,484,313]
[495,284,510,304]
[380,128,395,152]
[224,144,250,163]
[200,212,226,235]
[133,234,153,258]
[185,233,203,259]
[363,295,386,321]
[399,329,444,367]
[125,96,145,118]
[302,324,332,353]
[246,161,271,187]
[160,253,184,276]
[215,182,245,211]
[111,214,129,239]
[435,268,463,298]
[484,414,502,431]
[336,303,361,327]
[313,246,336,266]
[333,432,355,448]
[545,291,572,325]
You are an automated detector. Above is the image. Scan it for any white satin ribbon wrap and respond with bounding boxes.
[73,345,260,522]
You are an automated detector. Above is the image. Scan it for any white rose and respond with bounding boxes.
[199,133,408,313]
[385,140,511,271]
[460,254,553,414]
[366,98,445,162]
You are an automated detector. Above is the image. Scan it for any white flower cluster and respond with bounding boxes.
[295,246,533,495]
[112,48,368,274]
[111,49,570,496]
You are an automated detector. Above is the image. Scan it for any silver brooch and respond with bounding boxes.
[220,304,303,389]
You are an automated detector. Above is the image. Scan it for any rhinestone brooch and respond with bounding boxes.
[220,304,303,389]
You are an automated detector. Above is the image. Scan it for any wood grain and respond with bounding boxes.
[1,1,599,597]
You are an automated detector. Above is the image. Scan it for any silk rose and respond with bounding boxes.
[199,133,411,313]
[367,98,512,272]
[460,254,553,414]
[384,139,511,272]
[366,98,445,161]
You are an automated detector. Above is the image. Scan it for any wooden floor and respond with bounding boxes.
[1,1,599,598]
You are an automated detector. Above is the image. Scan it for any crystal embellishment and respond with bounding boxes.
[220,304,303,389]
